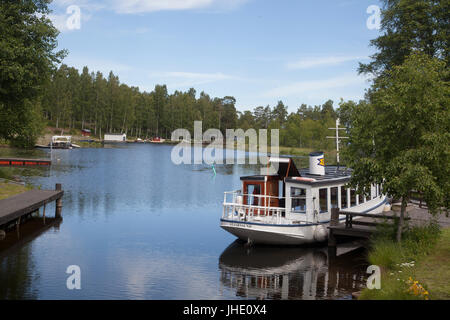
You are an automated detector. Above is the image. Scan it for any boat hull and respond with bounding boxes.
[221,220,321,245]
[221,196,388,245]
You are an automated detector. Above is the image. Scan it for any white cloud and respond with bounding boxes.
[150,71,236,87]
[113,0,212,13]
[286,55,368,70]
[263,74,370,98]
[111,0,248,14]
[47,13,71,32]
[47,0,100,32]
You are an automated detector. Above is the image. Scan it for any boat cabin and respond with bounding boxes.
[51,136,72,148]
[225,152,384,224]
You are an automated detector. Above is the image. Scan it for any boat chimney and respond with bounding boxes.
[309,152,325,175]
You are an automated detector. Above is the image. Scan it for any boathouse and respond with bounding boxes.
[104,133,126,142]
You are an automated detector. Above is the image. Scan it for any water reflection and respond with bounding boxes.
[1,144,369,299]
[0,218,62,299]
[219,241,368,300]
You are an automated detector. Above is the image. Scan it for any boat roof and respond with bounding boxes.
[240,157,301,181]
[240,156,352,186]
[286,166,352,186]
[269,157,301,178]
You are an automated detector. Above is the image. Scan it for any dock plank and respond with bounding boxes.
[0,190,63,225]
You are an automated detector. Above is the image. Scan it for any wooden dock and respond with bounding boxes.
[0,184,63,229]
[327,207,407,249]
[0,158,51,167]
[327,203,450,247]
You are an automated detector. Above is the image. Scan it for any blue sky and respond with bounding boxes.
[49,0,382,112]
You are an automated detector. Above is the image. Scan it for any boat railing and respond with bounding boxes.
[222,190,287,224]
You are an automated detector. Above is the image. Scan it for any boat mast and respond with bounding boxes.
[326,118,348,167]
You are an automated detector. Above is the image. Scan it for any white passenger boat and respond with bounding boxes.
[220,152,388,245]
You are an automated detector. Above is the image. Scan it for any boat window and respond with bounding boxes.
[279,180,284,198]
[291,187,306,213]
[350,189,357,207]
[331,187,338,209]
[319,188,328,213]
[341,186,348,209]
[247,184,261,206]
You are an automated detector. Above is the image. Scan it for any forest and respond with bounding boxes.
[41,64,339,150]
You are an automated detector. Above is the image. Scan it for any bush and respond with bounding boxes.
[368,221,441,269]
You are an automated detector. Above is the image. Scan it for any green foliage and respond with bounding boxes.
[343,52,449,215]
[359,274,424,300]
[0,168,13,180]
[41,64,340,153]
[0,0,66,147]
[369,222,441,268]
[359,0,449,76]
[361,222,443,300]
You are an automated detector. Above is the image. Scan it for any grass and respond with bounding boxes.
[414,228,450,300]
[359,222,448,300]
[74,140,103,148]
[0,181,30,200]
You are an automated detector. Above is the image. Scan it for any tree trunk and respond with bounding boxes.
[396,196,407,242]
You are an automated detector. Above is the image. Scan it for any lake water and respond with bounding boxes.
[0,144,369,299]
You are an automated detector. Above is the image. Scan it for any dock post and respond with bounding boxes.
[328,208,339,248]
[330,207,339,227]
[55,183,62,218]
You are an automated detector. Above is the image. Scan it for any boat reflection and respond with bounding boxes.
[219,241,368,300]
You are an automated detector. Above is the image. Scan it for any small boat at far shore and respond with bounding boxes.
[35,136,80,149]
[149,137,165,143]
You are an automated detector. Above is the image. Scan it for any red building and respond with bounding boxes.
[81,129,91,137]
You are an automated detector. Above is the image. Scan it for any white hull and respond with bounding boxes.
[221,196,388,245]
[221,222,317,245]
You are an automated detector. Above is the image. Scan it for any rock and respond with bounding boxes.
[351,291,361,299]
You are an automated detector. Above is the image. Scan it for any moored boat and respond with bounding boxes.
[220,153,388,245]
[149,137,165,143]
[35,136,79,149]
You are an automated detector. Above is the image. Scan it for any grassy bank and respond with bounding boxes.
[74,140,103,148]
[414,228,450,299]
[359,222,448,300]
[0,181,31,200]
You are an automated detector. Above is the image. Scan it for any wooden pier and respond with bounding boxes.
[0,158,51,167]
[0,184,63,230]
[327,208,405,249]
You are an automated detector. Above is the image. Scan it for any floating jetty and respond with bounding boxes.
[0,158,51,167]
[0,184,63,229]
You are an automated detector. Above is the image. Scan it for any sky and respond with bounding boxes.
[48,0,383,112]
